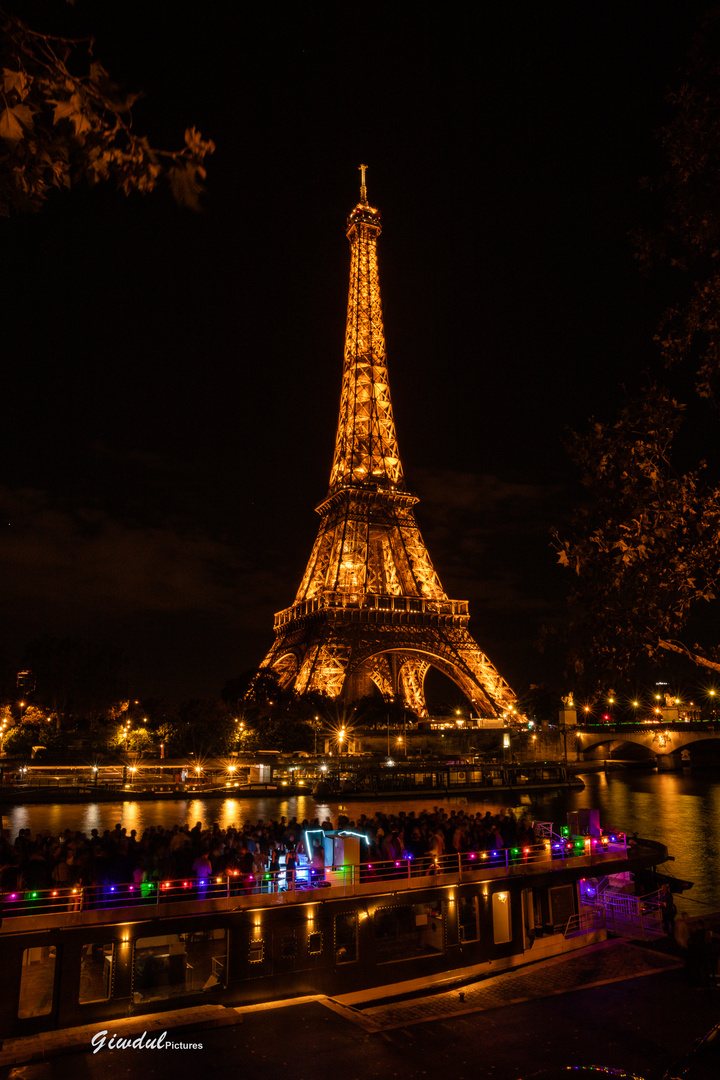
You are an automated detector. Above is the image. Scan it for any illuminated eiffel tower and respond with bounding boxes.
[261,168,517,717]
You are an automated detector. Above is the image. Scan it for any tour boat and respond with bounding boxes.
[0,811,671,1039]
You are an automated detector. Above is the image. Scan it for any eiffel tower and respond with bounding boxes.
[261,168,518,718]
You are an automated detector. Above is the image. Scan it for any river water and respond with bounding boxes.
[2,768,719,909]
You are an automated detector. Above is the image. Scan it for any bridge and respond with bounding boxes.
[575,723,720,769]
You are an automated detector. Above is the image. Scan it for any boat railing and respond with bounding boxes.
[0,834,629,927]
[564,909,606,938]
[582,886,665,940]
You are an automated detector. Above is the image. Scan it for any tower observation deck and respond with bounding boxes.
[260,169,517,717]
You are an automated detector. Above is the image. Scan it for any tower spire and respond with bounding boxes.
[329,167,402,494]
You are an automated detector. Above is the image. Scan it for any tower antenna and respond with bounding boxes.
[359,163,368,204]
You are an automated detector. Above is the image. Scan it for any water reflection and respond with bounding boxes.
[2,770,719,908]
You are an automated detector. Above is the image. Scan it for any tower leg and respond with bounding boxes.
[398,657,430,717]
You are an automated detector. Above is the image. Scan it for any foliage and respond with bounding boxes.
[349,693,418,729]
[556,14,720,684]
[104,723,154,756]
[0,4,214,214]
[2,704,62,755]
[633,6,720,397]
[521,683,561,727]
[152,698,238,759]
[554,385,720,680]
[222,668,321,752]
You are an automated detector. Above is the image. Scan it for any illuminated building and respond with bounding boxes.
[261,168,517,717]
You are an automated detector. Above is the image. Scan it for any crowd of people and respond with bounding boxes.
[0,806,538,893]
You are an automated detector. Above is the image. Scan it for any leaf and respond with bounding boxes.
[11,104,34,130]
[3,69,28,96]
[169,162,205,211]
[0,107,24,143]
[52,98,79,124]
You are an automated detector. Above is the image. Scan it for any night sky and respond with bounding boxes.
[0,1,706,702]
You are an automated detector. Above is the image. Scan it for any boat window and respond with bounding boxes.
[374,901,444,963]
[334,912,358,963]
[308,931,323,955]
[492,891,512,944]
[280,934,297,958]
[79,943,114,1003]
[458,896,480,943]
[133,929,227,1003]
[249,939,264,964]
[19,945,57,1018]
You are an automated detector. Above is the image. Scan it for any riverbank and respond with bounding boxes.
[0,758,584,806]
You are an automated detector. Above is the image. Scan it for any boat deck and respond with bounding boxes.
[0,834,652,934]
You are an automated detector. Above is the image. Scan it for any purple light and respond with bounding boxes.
[469,854,476,860]
[110,887,115,892]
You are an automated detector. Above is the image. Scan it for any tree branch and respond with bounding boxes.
[658,638,720,673]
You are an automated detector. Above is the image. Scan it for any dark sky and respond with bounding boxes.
[0,1,706,702]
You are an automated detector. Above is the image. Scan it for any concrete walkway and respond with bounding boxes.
[0,939,683,1067]
[0,1004,242,1067]
[329,939,683,1030]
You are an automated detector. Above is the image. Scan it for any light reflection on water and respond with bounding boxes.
[2,770,718,908]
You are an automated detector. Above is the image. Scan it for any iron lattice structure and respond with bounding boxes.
[261,171,517,717]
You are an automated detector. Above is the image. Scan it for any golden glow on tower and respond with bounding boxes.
[260,171,518,717]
